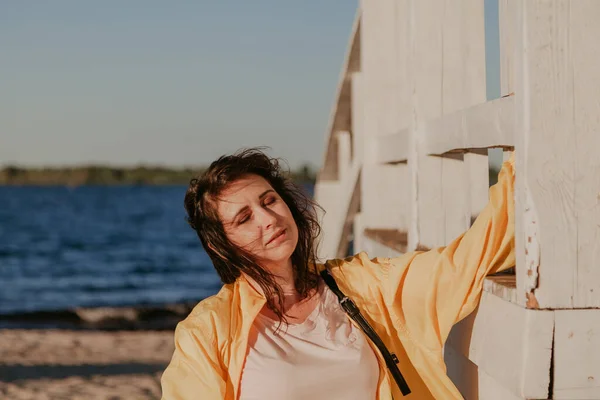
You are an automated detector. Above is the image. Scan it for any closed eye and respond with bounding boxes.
[238,214,251,225]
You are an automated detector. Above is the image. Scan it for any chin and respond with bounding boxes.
[264,242,296,264]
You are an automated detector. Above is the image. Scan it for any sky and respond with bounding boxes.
[2,1,501,169]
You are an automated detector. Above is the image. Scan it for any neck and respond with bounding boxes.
[267,258,296,294]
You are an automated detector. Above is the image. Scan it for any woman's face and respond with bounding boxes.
[215,174,299,270]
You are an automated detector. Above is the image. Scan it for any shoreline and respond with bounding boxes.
[0,302,198,331]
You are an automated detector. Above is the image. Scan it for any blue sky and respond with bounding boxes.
[2,1,500,169]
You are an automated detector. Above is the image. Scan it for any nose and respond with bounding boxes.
[256,206,277,230]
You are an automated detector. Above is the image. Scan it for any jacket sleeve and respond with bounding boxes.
[161,321,227,400]
[381,154,515,349]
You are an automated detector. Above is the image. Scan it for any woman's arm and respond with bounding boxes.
[366,154,515,350]
[161,322,227,399]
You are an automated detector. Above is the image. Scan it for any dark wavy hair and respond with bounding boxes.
[184,148,321,323]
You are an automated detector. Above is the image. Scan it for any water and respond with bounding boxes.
[0,185,223,315]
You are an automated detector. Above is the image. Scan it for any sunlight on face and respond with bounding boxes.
[216,174,299,271]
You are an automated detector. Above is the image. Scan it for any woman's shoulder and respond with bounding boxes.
[176,283,235,336]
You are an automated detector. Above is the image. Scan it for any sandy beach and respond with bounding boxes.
[0,329,175,400]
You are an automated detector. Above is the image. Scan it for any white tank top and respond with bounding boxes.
[239,283,380,400]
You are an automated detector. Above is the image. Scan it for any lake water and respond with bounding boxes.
[0,185,229,315]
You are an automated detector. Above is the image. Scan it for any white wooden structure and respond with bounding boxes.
[315,1,600,399]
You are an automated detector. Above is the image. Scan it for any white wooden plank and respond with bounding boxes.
[414,154,444,250]
[423,96,515,156]
[446,346,528,400]
[314,180,341,259]
[407,131,419,251]
[515,0,600,308]
[445,291,554,399]
[443,155,469,243]
[465,151,490,223]
[442,0,487,115]
[512,0,529,308]
[360,0,400,143]
[360,164,410,232]
[337,131,351,180]
[513,0,540,309]
[439,0,487,246]
[554,309,600,399]
[499,0,517,97]
[412,0,444,122]
[440,0,472,241]
[483,275,517,304]
[396,0,417,250]
[352,212,364,255]
[410,0,445,250]
[350,72,364,165]
[375,129,409,164]
[394,0,411,133]
[478,369,525,400]
[319,10,361,181]
[314,160,361,260]
[570,1,600,308]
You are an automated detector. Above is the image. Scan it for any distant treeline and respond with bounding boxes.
[0,164,317,186]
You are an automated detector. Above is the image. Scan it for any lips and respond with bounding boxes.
[266,228,286,246]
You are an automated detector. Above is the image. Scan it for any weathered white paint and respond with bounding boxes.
[423,96,515,156]
[514,0,600,309]
[519,180,541,308]
[554,309,600,399]
[446,291,554,399]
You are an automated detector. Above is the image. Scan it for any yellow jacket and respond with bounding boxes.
[161,156,515,399]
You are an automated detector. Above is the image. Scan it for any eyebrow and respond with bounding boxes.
[231,189,275,222]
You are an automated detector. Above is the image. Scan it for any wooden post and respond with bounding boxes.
[357,0,410,238]
[515,0,600,310]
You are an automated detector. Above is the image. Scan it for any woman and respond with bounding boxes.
[161,148,515,399]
